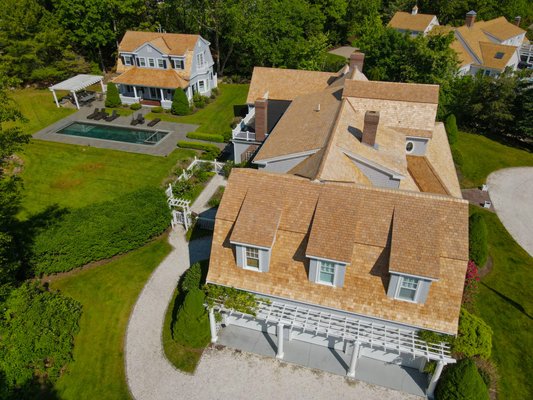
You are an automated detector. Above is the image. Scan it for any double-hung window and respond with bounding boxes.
[396,276,419,301]
[137,57,146,67]
[197,52,205,68]
[148,58,155,68]
[198,80,206,92]
[123,55,132,66]
[317,261,335,285]
[244,247,260,270]
[174,59,184,69]
[157,59,166,68]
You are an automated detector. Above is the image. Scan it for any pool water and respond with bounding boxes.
[57,122,168,145]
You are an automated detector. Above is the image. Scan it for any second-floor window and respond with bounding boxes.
[157,59,166,69]
[173,59,184,69]
[396,276,419,302]
[123,55,132,66]
[148,58,155,68]
[197,51,205,68]
[244,247,260,271]
[317,261,335,285]
[137,57,146,67]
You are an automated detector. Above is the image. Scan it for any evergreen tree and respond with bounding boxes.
[469,213,488,267]
[172,288,210,348]
[171,88,190,115]
[445,114,458,145]
[105,82,121,108]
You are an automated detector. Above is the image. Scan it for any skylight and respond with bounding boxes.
[495,52,505,59]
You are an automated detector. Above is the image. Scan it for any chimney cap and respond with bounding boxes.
[412,5,418,15]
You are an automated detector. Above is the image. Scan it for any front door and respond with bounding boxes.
[149,87,160,100]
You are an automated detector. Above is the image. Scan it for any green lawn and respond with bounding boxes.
[19,140,194,216]
[452,131,533,188]
[145,84,249,135]
[10,88,76,134]
[51,236,172,400]
[472,207,533,400]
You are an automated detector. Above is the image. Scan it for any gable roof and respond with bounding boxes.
[207,168,469,334]
[477,16,526,41]
[478,41,517,70]
[118,31,200,55]
[246,67,338,103]
[388,11,436,32]
[342,80,440,104]
[112,67,187,89]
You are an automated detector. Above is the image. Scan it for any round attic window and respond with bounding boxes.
[406,141,414,153]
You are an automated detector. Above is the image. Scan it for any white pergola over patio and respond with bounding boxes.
[210,300,455,397]
[49,74,105,109]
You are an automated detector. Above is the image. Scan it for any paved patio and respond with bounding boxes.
[218,324,427,397]
[33,100,201,156]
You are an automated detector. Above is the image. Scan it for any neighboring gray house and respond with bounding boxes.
[113,31,216,109]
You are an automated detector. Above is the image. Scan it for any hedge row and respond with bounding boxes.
[469,213,489,267]
[445,114,458,145]
[186,131,225,143]
[31,187,170,274]
[436,359,489,400]
[177,141,221,160]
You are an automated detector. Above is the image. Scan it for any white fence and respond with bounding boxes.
[174,156,224,183]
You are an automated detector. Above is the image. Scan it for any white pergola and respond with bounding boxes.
[210,300,455,397]
[49,74,105,109]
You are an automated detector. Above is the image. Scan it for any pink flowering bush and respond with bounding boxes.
[463,260,480,307]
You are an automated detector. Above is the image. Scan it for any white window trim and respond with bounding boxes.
[406,140,415,154]
[137,57,146,67]
[173,58,185,69]
[157,58,166,68]
[243,246,261,272]
[394,276,420,303]
[198,80,206,92]
[148,58,156,68]
[316,260,336,287]
[123,55,132,66]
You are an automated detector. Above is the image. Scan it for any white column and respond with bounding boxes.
[100,79,106,93]
[276,323,284,359]
[427,360,445,398]
[347,341,361,377]
[160,88,165,101]
[51,90,59,107]
[209,308,218,343]
[133,86,138,99]
[419,357,427,373]
[72,91,80,109]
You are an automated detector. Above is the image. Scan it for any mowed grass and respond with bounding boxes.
[18,140,194,216]
[145,84,249,135]
[51,236,172,400]
[10,88,76,134]
[472,207,533,399]
[452,131,533,188]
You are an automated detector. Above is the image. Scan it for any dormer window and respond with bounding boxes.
[137,57,146,67]
[173,59,184,69]
[307,257,347,287]
[317,261,335,285]
[148,58,156,68]
[396,276,420,301]
[245,246,260,271]
[123,55,132,66]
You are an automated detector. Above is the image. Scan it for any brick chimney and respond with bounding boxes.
[465,10,477,28]
[349,51,365,72]
[362,111,379,147]
[254,98,268,142]
[514,16,522,26]
[411,5,418,15]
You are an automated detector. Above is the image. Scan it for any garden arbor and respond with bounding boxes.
[49,74,105,109]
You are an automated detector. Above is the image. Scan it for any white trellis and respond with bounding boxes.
[166,156,225,230]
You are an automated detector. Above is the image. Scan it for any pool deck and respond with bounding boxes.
[33,101,207,156]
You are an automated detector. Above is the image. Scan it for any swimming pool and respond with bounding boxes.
[57,122,168,145]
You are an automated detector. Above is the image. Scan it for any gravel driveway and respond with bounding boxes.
[487,167,533,256]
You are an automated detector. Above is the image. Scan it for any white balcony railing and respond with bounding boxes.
[232,107,256,141]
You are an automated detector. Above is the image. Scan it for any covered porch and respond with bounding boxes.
[49,74,105,109]
[117,84,174,109]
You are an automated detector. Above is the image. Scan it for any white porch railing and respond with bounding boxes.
[232,107,256,141]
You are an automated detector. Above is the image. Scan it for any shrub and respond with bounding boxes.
[463,260,480,307]
[192,92,208,109]
[222,130,232,142]
[181,262,202,292]
[172,179,194,198]
[105,82,121,108]
[152,106,163,113]
[186,132,225,143]
[211,87,219,96]
[451,147,463,167]
[171,88,190,115]
[445,114,458,145]
[453,308,493,359]
[435,359,489,400]
[31,188,170,274]
[177,141,221,160]
[469,213,488,267]
[0,283,82,395]
[208,186,225,208]
[130,103,141,110]
[172,288,210,348]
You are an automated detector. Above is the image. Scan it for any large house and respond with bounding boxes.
[112,31,216,109]
[389,8,529,76]
[210,53,468,397]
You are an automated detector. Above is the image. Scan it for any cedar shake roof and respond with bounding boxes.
[207,168,469,334]
[478,42,517,70]
[118,31,199,55]
[246,67,338,104]
[477,17,526,41]
[342,80,440,104]
[407,155,450,196]
[388,11,436,32]
[112,67,188,89]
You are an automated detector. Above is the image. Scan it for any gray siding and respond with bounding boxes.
[260,249,270,273]
[235,244,244,268]
[261,154,311,173]
[387,274,400,298]
[334,264,346,287]
[233,141,255,163]
[417,280,432,303]
[352,159,401,189]
[406,137,429,156]
[387,273,433,304]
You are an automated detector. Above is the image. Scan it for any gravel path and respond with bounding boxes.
[487,167,533,256]
[125,178,418,400]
